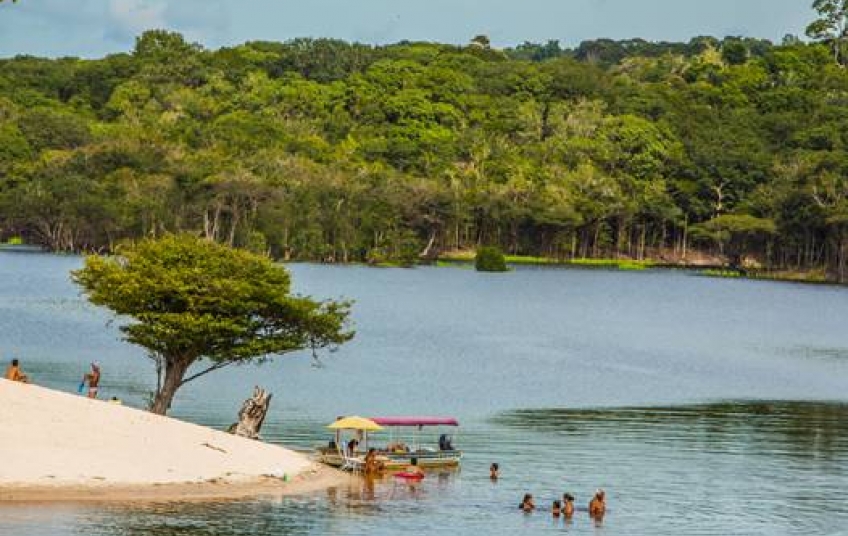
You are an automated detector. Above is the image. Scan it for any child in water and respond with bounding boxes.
[562,493,575,518]
[552,500,562,518]
[489,463,499,480]
[519,493,535,513]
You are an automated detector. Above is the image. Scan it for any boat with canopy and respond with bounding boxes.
[317,416,462,471]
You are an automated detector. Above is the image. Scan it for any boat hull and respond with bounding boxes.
[317,449,462,470]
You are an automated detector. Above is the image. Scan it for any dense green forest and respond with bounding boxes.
[1,20,848,280]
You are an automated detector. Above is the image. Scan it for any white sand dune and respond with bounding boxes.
[0,379,340,500]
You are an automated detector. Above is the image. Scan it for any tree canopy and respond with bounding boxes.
[72,234,353,414]
[1,12,848,281]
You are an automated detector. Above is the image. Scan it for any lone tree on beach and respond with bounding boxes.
[73,234,353,415]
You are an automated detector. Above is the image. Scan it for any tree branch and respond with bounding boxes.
[181,360,236,385]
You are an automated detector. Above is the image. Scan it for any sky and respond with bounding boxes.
[0,0,814,59]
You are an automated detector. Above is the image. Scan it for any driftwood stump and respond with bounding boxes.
[227,386,272,440]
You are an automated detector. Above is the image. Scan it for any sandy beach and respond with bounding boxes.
[0,379,345,501]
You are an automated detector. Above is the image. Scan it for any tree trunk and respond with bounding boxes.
[228,387,272,440]
[150,359,189,415]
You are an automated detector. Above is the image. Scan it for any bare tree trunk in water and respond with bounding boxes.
[228,387,272,440]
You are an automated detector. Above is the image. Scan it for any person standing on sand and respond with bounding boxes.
[82,362,101,399]
[4,358,29,383]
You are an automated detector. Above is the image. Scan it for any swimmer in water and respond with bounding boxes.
[562,493,575,518]
[589,489,606,519]
[519,493,535,513]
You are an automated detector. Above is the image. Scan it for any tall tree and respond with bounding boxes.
[806,0,848,65]
[73,234,353,415]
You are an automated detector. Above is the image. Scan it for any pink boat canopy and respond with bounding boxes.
[370,417,460,427]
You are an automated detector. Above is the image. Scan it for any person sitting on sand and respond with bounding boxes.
[589,489,606,519]
[519,493,535,513]
[405,457,424,476]
[562,493,575,518]
[552,500,562,518]
[490,462,499,480]
[4,358,29,383]
[82,362,101,399]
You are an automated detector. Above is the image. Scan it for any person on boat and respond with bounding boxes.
[552,500,562,518]
[346,438,359,457]
[489,462,499,480]
[519,493,535,513]
[562,493,575,518]
[387,440,409,453]
[4,358,29,383]
[82,362,101,399]
[404,457,424,476]
[589,489,606,519]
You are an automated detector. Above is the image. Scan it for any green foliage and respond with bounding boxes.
[568,258,654,270]
[475,246,509,272]
[1,28,847,281]
[806,0,848,65]
[700,269,743,278]
[721,41,749,65]
[72,234,353,414]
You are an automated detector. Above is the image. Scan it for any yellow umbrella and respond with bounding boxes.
[327,416,383,431]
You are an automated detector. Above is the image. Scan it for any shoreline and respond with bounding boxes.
[436,254,836,286]
[0,464,347,503]
[0,380,346,503]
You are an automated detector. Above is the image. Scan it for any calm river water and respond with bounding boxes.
[1,252,847,535]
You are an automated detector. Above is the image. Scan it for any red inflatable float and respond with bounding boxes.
[395,472,425,480]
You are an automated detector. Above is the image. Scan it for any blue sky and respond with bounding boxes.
[0,0,814,58]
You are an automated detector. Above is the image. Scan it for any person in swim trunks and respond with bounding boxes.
[83,362,101,399]
[4,358,29,383]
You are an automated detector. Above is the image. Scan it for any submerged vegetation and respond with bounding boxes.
[1,7,848,282]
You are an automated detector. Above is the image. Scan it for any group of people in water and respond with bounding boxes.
[490,463,607,520]
[4,358,108,401]
[517,490,606,519]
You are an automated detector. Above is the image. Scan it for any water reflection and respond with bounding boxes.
[494,401,848,463]
[2,402,847,536]
[3,255,848,535]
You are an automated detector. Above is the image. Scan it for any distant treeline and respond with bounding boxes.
[1,31,847,280]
